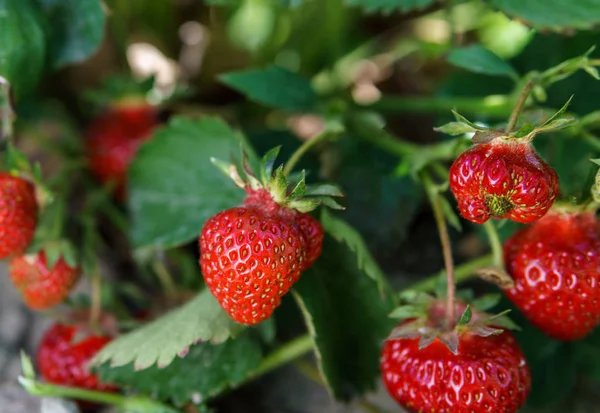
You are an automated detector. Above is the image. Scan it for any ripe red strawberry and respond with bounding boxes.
[381,329,530,413]
[200,148,342,325]
[200,189,308,325]
[449,139,559,224]
[37,322,118,392]
[381,301,531,413]
[9,252,80,310]
[504,210,600,340]
[85,104,159,200]
[0,173,37,259]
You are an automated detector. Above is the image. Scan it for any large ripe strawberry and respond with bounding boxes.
[199,149,343,325]
[449,138,559,224]
[200,192,306,324]
[381,300,531,413]
[85,103,159,200]
[37,322,118,392]
[0,172,37,259]
[10,251,80,310]
[504,209,600,340]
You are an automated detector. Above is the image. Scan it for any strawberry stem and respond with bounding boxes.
[422,172,456,329]
[152,255,178,303]
[506,80,534,133]
[18,376,181,412]
[483,221,504,269]
[248,334,314,378]
[90,268,102,331]
[283,127,342,176]
[0,76,14,144]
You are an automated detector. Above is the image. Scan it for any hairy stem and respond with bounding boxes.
[422,172,456,328]
[581,131,600,152]
[152,257,178,303]
[360,95,513,117]
[251,334,314,378]
[346,113,417,157]
[283,128,341,176]
[506,81,534,133]
[19,377,125,407]
[410,254,492,292]
[483,221,504,268]
[90,268,102,331]
[0,76,14,144]
[19,376,182,412]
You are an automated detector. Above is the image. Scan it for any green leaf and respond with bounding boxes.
[32,0,106,69]
[320,209,389,295]
[293,235,396,401]
[219,66,318,112]
[471,293,502,312]
[345,0,437,14]
[489,0,600,31]
[93,288,240,369]
[447,44,518,79]
[97,332,262,407]
[388,305,425,320]
[0,0,46,97]
[129,117,253,248]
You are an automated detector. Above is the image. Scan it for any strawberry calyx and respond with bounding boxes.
[211,146,344,213]
[387,294,518,355]
[436,96,576,144]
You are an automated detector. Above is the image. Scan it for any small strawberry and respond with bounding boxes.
[449,138,559,224]
[381,300,531,413]
[199,149,343,325]
[37,322,118,392]
[504,209,600,340]
[9,251,80,310]
[0,172,37,259]
[85,103,159,200]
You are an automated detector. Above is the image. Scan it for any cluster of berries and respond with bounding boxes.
[380,137,599,413]
[1,101,159,405]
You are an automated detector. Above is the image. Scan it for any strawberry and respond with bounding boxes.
[37,322,118,392]
[381,300,531,413]
[200,190,307,325]
[85,104,159,200]
[9,251,80,310]
[449,138,559,224]
[0,172,37,259]
[199,149,343,325]
[504,209,600,340]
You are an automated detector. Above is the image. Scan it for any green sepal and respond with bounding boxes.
[259,146,281,183]
[288,170,307,199]
[458,305,473,325]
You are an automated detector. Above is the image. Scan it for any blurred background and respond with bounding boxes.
[3,0,600,412]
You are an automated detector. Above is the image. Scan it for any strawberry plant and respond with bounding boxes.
[5,1,600,413]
